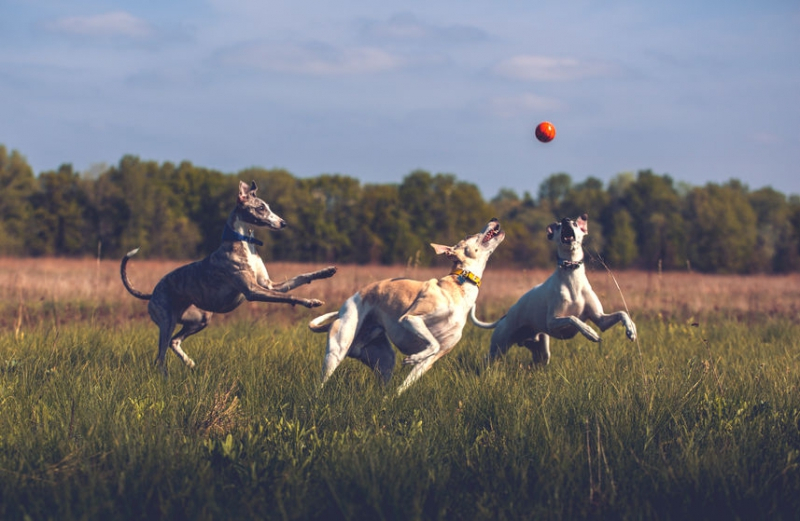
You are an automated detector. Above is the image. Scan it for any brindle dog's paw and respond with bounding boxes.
[320,266,337,278]
[306,299,324,308]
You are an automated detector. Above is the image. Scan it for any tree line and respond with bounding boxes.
[1,144,799,273]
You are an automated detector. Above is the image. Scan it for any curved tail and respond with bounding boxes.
[469,304,504,329]
[120,248,152,300]
[308,311,339,333]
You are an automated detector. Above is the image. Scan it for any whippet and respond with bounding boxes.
[309,219,505,394]
[471,214,636,365]
[121,180,337,374]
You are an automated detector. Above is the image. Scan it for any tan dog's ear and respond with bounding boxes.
[577,214,589,234]
[431,243,452,255]
[431,243,458,260]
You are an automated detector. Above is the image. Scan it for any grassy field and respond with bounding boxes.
[0,258,799,520]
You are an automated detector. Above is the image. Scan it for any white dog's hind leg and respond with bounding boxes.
[396,355,439,395]
[522,333,551,365]
[487,321,515,361]
[355,334,396,384]
[320,298,362,385]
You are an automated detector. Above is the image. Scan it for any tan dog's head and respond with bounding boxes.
[546,214,588,260]
[235,180,287,231]
[431,219,505,276]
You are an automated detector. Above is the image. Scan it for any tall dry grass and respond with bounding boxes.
[0,257,798,330]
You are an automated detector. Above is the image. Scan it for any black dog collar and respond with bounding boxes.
[221,224,264,246]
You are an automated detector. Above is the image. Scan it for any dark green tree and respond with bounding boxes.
[603,209,639,269]
[619,170,687,270]
[685,181,758,273]
[0,146,36,254]
[28,164,89,256]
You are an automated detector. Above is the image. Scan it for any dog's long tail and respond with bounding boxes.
[308,311,338,333]
[120,248,152,300]
[469,304,504,329]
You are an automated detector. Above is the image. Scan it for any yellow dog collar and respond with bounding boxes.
[450,269,481,288]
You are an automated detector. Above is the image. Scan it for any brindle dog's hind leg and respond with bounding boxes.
[168,306,212,369]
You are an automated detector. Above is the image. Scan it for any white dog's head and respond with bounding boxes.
[431,219,505,277]
[547,214,588,261]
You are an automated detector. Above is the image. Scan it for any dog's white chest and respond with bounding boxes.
[245,249,269,281]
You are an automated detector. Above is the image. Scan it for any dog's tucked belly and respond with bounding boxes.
[383,317,462,355]
[159,262,246,314]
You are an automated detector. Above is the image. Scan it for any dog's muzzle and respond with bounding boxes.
[560,219,575,244]
[482,219,502,243]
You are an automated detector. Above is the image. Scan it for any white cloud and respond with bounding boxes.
[46,12,154,40]
[493,55,613,81]
[219,41,406,75]
[489,93,564,117]
[360,12,488,44]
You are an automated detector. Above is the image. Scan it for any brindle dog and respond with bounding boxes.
[121,180,337,374]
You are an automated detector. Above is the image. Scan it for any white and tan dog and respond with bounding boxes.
[471,214,636,365]
[309,219,505,394]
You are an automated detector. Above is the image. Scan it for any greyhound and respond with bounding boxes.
[121,180,337,374]
[470,214,636,365]
[309,219,505,394]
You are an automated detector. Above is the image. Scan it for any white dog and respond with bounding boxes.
[471,214,636,364]
[309,219,505,394]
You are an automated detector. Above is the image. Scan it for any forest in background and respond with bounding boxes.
[1,144,799,273]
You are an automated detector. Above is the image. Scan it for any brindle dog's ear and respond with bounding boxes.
[238,181,250,203]
[546,222,559,240]
[250,180,258,194]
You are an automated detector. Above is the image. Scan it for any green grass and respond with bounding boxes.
[0,317,798,520]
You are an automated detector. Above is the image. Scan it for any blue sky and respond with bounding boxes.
[2,1,798,199]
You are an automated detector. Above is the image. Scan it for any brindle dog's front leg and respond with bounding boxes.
[269,266,337,293]
[242,285,323,308]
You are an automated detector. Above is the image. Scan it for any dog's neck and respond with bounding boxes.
[450,267,482,288]
[222,215,263,247]
[557,243,585,271]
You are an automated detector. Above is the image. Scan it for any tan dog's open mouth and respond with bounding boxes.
[483,222,502,243]
[481,225,501,242]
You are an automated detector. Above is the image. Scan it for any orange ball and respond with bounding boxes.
[535,121,556,143]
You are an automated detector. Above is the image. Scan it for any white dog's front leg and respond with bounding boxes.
[592,312,637,341]
[547,316,601,342]
[397,314,441,365]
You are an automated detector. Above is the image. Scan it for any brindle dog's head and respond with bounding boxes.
[546,214,588,259]
[236,180,287,230]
